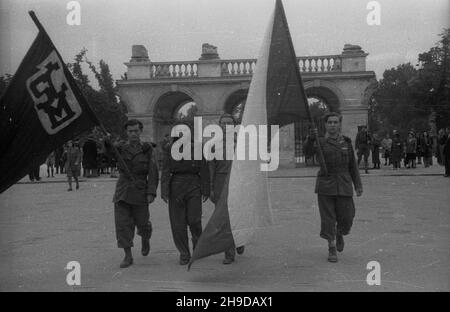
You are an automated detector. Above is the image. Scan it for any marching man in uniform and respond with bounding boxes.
[314,112,363,262]
[355,125,371,174]
[161,121,210,265]
[105,119,159,268]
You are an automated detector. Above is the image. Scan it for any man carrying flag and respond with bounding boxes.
[104,119,159,268]
[188,0,324,269]
[313,113,363,263]
[0,11,99,194]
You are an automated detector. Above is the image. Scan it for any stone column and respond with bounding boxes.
[340,44,368,72]
[341,107,368,143]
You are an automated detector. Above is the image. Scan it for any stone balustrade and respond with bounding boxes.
[138,55,343,80]
[148,61,199,78]
[221,59,257,76]
[298,55,342,73]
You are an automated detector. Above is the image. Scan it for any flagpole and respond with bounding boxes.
[275,0,328,175]
[28,10,135,182]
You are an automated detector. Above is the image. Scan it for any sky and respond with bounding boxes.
[0,0,449,84]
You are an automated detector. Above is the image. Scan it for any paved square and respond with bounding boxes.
[0,165,449,291]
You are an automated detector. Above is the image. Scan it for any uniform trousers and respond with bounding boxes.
[114,200,152,248]
[168,174,202,261]
[357,147,370,168]
[318,195,355,241]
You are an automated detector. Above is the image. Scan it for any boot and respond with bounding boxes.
[179,255,190,265]
[120,248,133,268]
[141,237,150,256]
[336,235,344,252]
[223,257,235,265]
[328,247,338,263]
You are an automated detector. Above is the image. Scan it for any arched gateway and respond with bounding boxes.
[118,44,377,166]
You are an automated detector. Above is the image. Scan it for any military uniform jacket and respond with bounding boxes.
[161,140,210,199]
[315,135,362,196]
[106,141,159,205]
[355,131,371,150]
[65,147,81,171]
[209,137,233,174]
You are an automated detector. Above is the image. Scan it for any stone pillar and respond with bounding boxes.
[341,108,368,143]
[198,43,222,78]
[199,43,220,60]
[340,44,368,72]
[125,45,151,79]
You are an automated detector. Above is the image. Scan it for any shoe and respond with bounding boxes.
[223,258,235,265]
[236,246,245,255]
[67,188,72,191]
[336,235,344,252]
[179,257,190,265]
[328,247,338,263]
[141,238,150,256]
[76,184,79,190]
[120,256,133,268]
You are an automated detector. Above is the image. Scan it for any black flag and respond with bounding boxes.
[0,12,100,194]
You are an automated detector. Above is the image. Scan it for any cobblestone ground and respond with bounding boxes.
[0,163,449,292]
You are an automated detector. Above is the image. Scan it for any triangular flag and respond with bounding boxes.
[188,0,311,269]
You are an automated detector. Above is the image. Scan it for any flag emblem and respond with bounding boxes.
[26,51,82,134]
[0,12,99,194]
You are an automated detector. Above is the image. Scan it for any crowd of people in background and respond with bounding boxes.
[303,124,450,177]
[356,126,450,176]
[28,132,122,188]
[27,124,450,186]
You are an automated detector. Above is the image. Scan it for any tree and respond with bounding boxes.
[413,28,450,131]
[373,28,450,137]
[373,63,422,137]
[67,49,128,140]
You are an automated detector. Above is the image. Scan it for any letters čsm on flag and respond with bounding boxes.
[0,12,99,194]
[188,0,312,269]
